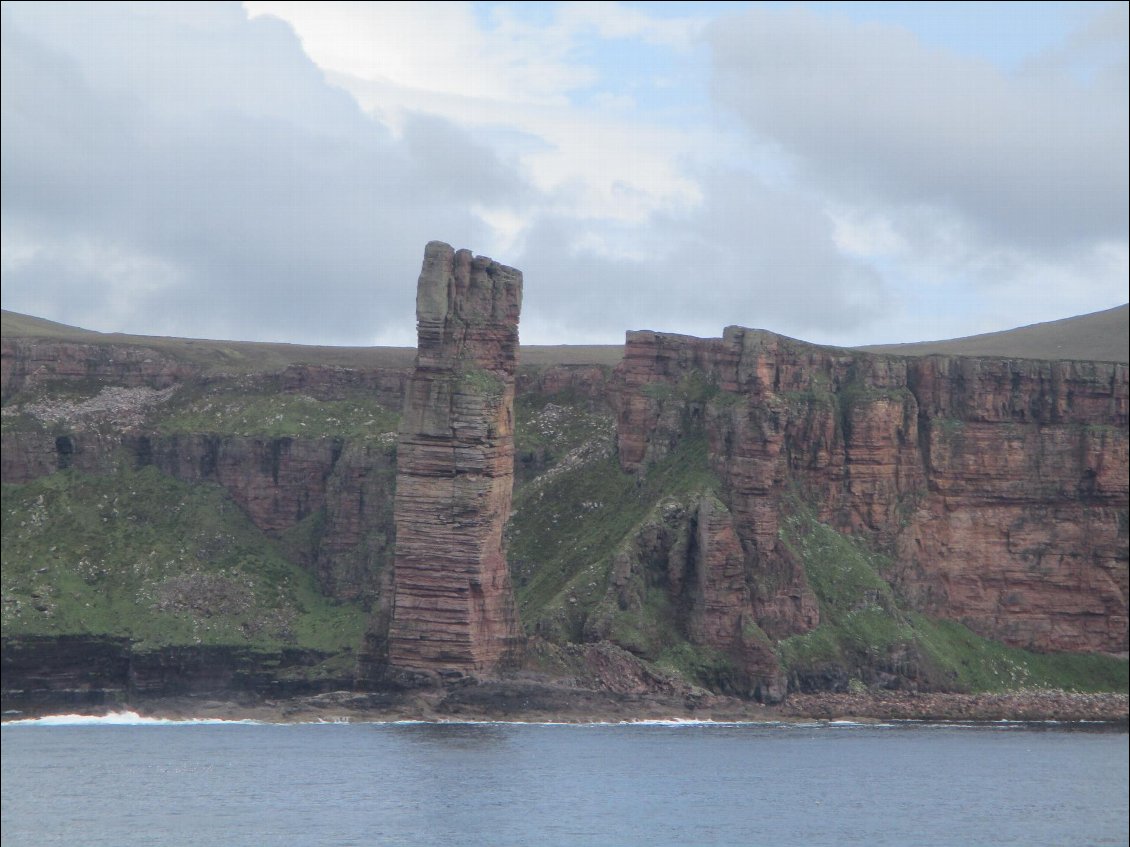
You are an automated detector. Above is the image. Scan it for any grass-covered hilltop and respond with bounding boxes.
[2,304,1127,716]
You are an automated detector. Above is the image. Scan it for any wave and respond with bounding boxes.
[1,710,265,727]
[374,718,784,727]
[5,713,1095,729]
[370,718,877,728]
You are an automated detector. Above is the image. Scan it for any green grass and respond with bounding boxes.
[510,436,715,624]
[508,433,723,683]
[779,509,897,613]
[510,454,644,631]
[776,506,915,676]
[912,616,1129,693]
[512,391,615,488]
[514,391,613,453]
[1,311,102,340]
[157,390,399,440]
[587,527,686,656]
[0,409,50,434]
[859,303,1128,363]
[776,502,1128,693]
[1,467,367,652]
[655,641,739,691]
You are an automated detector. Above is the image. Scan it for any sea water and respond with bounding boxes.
[2,717,1127,847]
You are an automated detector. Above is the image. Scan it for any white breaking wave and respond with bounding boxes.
[4,713,1031,729]
[371,718,795,727]
[828,720,896,728]
[1,710,264,727]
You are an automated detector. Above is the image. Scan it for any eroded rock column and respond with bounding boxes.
[386,241,524,674]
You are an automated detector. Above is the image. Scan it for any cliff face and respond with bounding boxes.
[1,340,405,605]
[3,297,1126,702]
[1,337,200,401]
[383,242,525,674]
[136,433,396,601]
[1,635,354,713]
[612,326,1128,656]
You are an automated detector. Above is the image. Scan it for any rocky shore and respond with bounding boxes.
[777,690,1130,723]
[5,682,1126,726]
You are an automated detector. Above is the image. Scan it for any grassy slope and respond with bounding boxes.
[776,504,1128,693]
[509,433,740,687]
[859,304,1129,363]
[512,434,1127,693]
[157,387,400,439]
[510,383,712,627]
[1,309,623,370]
[1,466,367,653]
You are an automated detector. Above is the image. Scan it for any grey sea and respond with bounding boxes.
[2,716,1127,847]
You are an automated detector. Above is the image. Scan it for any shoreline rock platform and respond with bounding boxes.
[4,682,1126,726]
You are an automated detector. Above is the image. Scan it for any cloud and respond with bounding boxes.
[246,1,597,107]
[243,0,880,345]
[511,166,887,345]
[555,1,705,50]
[249,1,717,229]
[1,2,528,345]
[708,4,1129,253]
[3,2,1123,350]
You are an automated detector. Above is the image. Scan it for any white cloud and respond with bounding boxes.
[705,3,1128,344]
[245,1,595,106]
[709,4,1128,251]
[246,0,713,248]
[0,1,529,344]
[555,1,705,50]
[3,2,1124,350]
[827,205,907,258]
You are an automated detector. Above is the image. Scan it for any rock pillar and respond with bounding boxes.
[386,241,524,674]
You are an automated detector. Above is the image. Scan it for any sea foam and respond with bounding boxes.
[1,710,263,727]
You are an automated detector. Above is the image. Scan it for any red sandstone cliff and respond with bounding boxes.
[1,337,200,400]
[0,338,406,604]
[3,304,1126,695]
[612,326,1128,656]
[383,242,525,674]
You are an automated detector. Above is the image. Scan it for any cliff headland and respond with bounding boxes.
[2,247,1127,722]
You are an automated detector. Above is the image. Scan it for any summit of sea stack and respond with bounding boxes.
[381,241,525,676]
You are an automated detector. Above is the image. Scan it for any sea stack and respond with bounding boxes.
[385,241,525,675]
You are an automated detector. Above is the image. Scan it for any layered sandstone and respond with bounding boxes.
[384,242,525,674]
[135,433,396,601]
[3,299,1126,697]
[581,493,787,699]
[612,327,1129,654]
[1,366,403,604]
[1,338,199,400]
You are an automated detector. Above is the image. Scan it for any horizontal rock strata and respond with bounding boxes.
[385,242,524,674]
[612,326,1129,654]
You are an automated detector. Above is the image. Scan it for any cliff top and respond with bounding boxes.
[0,310,622,372]
[4,302,1126,371]
[859,303,1128,363]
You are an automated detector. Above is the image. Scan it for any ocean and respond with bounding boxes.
[2,716,1127,847]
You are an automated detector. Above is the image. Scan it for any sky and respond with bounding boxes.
[1,1,1126,348]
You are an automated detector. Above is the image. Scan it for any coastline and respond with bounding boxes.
[5,685,1127,727]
